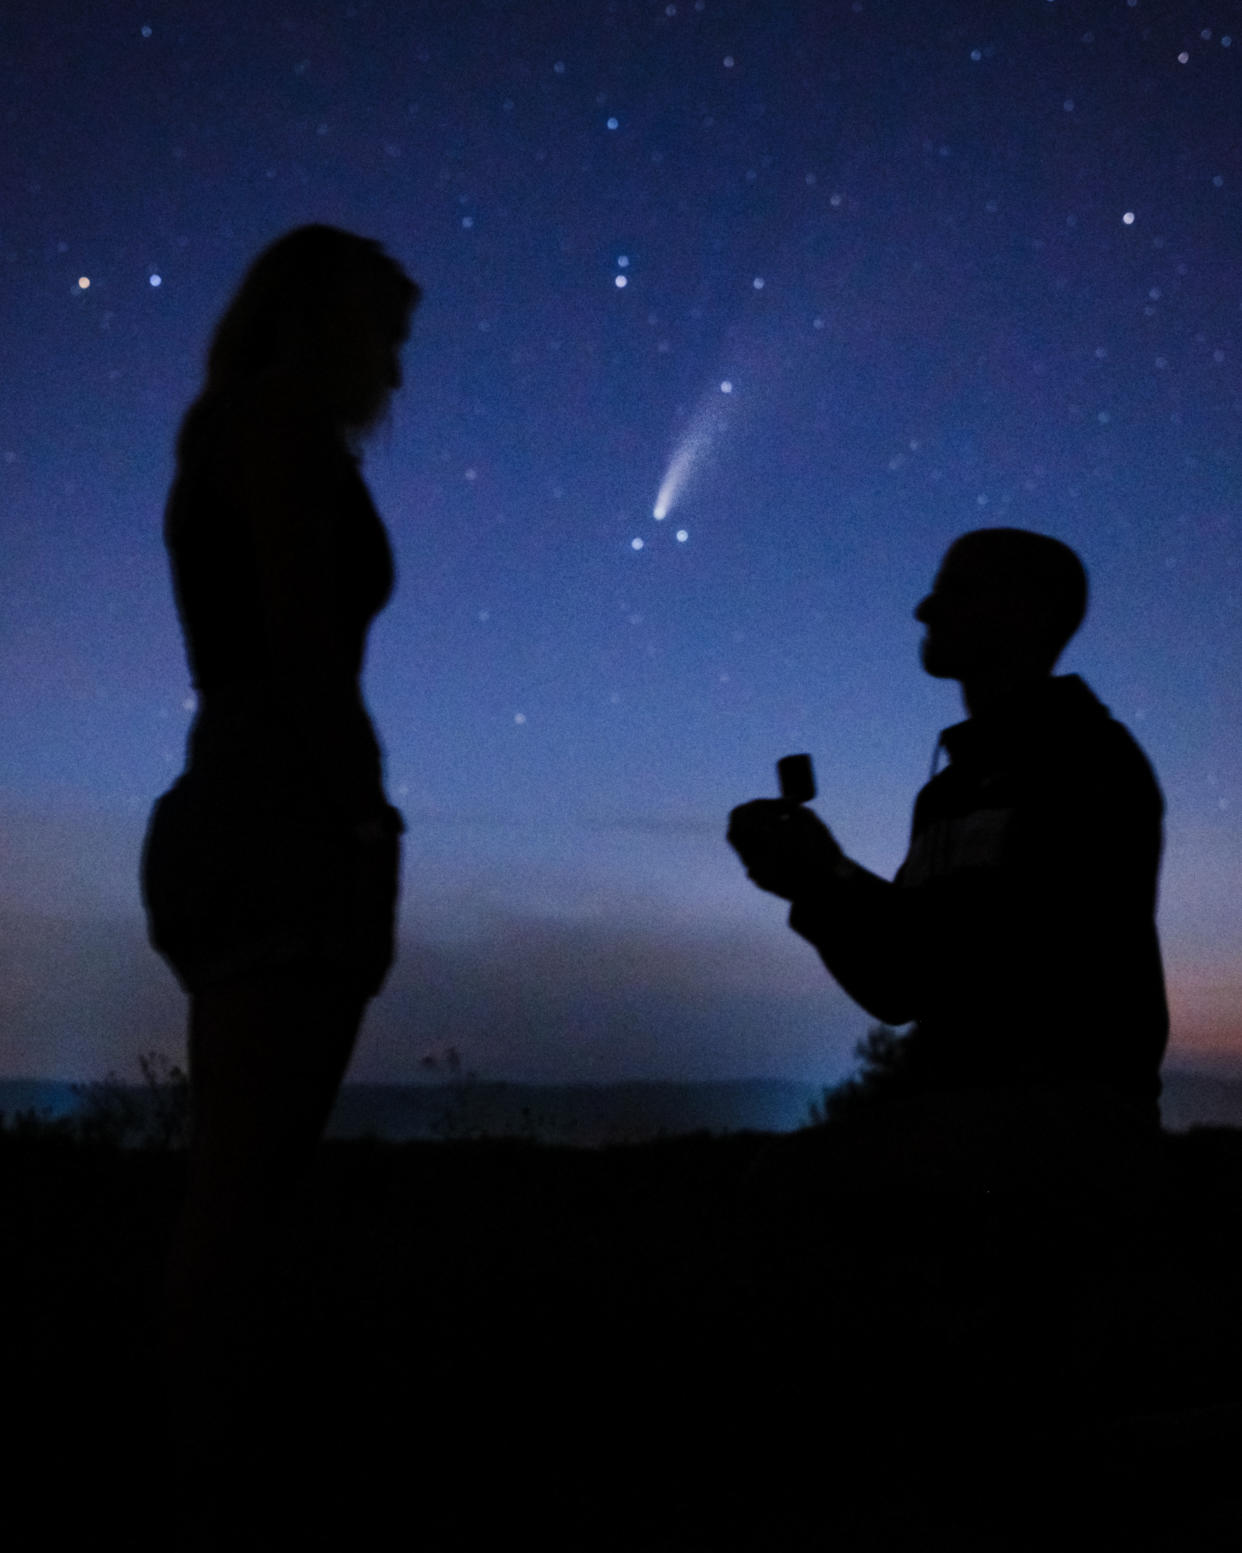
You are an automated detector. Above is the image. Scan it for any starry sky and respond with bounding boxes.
[2,0,1239,1086]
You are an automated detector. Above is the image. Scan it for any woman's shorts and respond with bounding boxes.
[140,769,404,1000]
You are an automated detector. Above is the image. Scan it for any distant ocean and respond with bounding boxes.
[4,1069,1240,1142]
[0,1080,85,1123]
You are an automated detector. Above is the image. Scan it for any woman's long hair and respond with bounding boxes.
[177,226,419,458]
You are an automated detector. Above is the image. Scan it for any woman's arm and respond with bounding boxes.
[235,382,360,807]
[238,383,346,689]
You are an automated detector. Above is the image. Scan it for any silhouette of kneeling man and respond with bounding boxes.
[723,531,1181,1530]
[729,528,1169,1133]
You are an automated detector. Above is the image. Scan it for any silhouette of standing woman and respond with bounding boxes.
[141,226,418,1550]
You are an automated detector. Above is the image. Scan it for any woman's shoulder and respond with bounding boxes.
[237,372,342,446]
[179,378,350,496]
[184,374,337,444]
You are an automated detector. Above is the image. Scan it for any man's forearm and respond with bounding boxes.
[787,859,922,1025]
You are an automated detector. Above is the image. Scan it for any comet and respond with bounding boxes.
[651,380,735,521]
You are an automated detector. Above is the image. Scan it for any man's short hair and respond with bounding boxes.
[950,528,1089,663]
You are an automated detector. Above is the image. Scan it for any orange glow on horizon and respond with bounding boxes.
[1166,970,1242,1071]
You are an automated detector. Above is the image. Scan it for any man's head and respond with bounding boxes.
[915,529,1088,683]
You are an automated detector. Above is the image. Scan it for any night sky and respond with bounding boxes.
[2,0,1239,1087]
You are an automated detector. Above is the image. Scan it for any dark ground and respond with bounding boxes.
[6,1116,1242,1550]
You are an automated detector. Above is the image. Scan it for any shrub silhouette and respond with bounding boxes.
[418,1044,482,1138]
[0,1105,77,1142]
[809,1023,919,1126]
[69,1049,190,1149]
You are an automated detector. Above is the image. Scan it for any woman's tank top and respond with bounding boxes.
[165,385,395,815]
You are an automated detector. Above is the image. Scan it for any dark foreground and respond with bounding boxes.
[7,1114,1242,1550]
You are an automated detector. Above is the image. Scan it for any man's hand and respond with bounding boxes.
[727,799,845,902]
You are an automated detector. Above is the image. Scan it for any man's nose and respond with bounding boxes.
[914,594,933,623]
